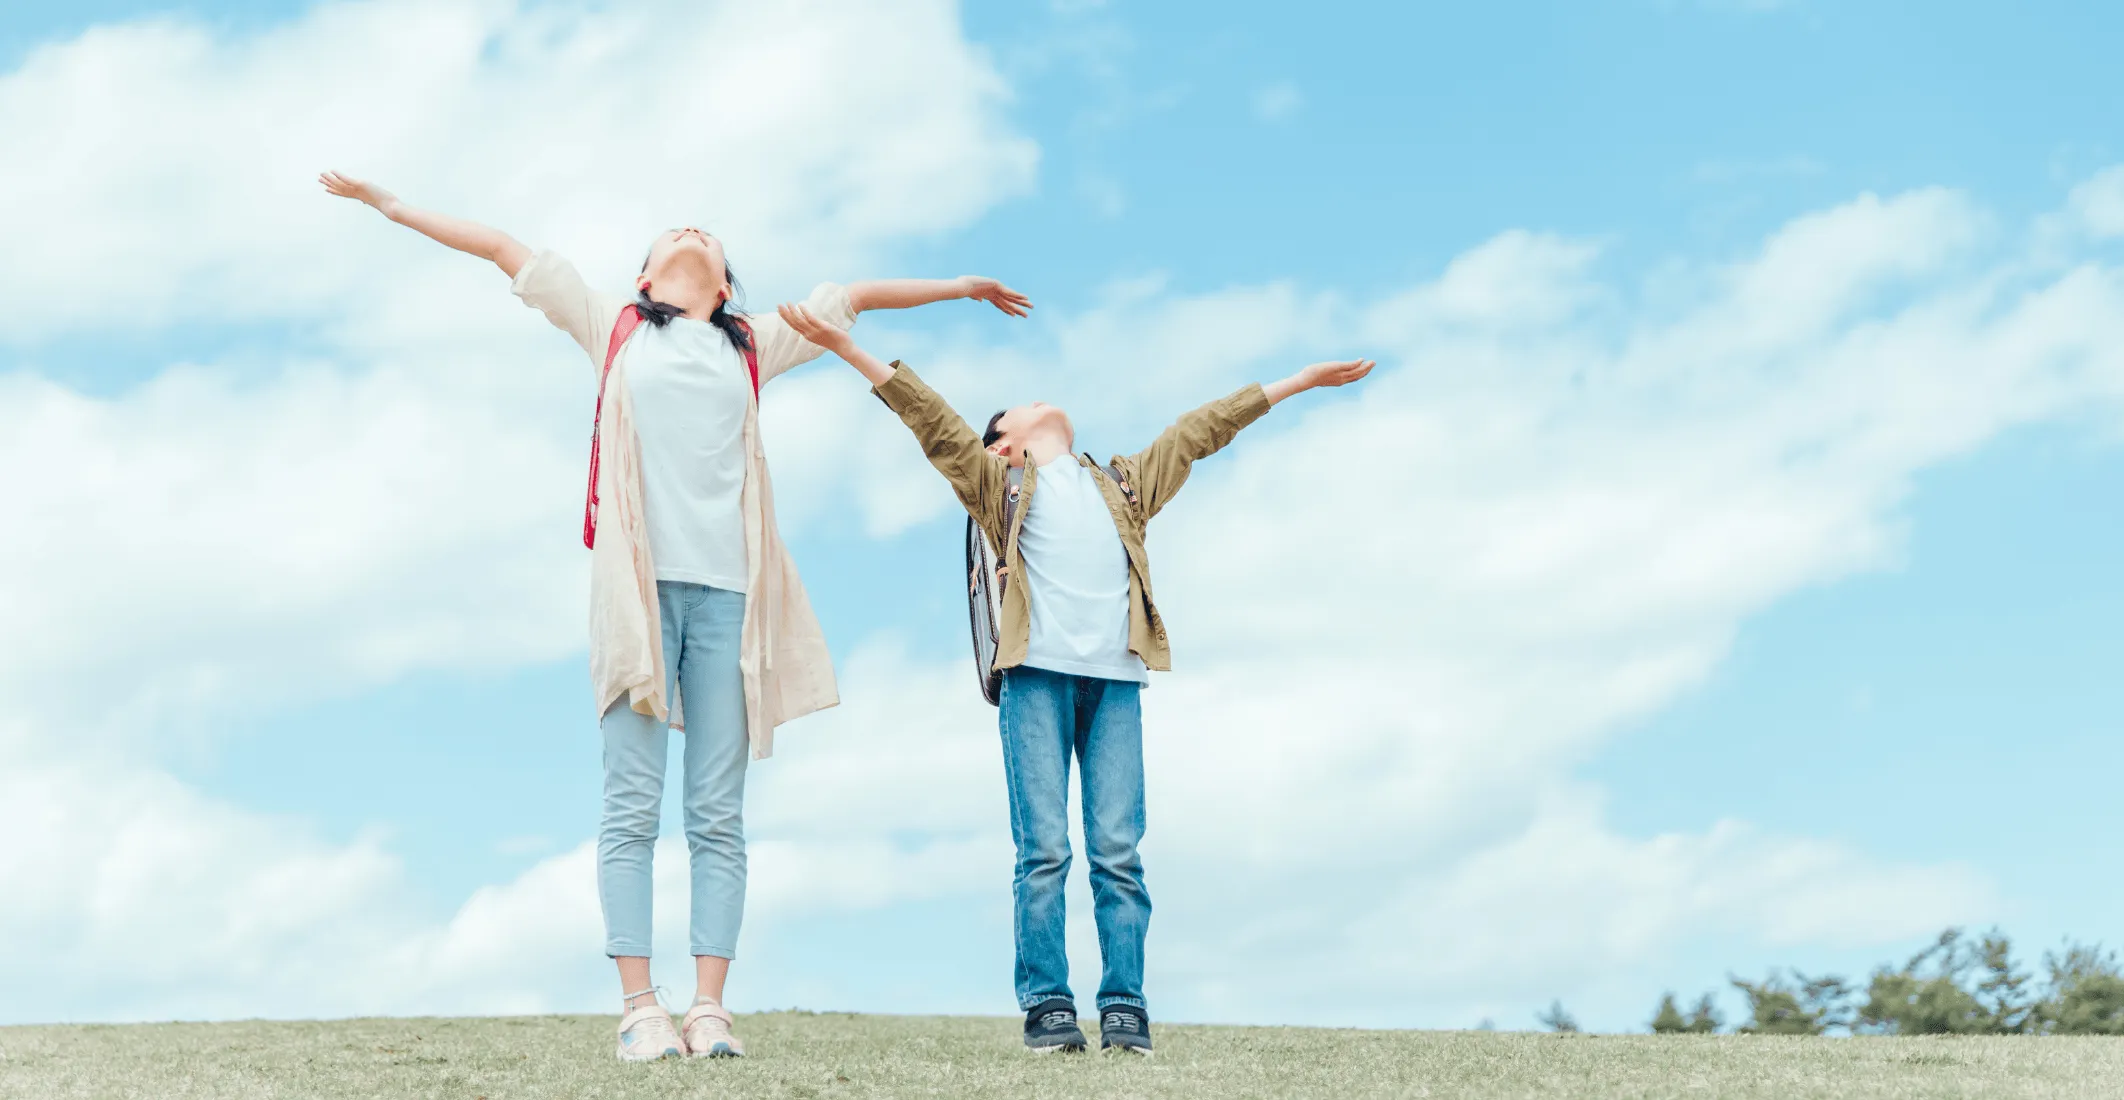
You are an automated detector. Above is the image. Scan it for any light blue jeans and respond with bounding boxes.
[598,581,749,959]
[998,666,1150,1012]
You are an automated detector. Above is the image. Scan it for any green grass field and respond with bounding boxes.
[3,1012,2121,1099]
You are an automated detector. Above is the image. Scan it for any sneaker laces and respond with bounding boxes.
[1104,1009,1143,1032]
[1038,1008,1077,1031]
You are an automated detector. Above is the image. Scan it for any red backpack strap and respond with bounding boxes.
[583,305,644,549]
[732,316,760,398]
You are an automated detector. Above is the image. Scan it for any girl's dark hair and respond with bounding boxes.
[638,245,752,352]
[981,410,1008,448]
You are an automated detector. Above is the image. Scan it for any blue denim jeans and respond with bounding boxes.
[598,581,749,959]
[997,666,1150,1012]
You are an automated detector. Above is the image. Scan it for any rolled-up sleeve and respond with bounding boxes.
[511,250,624,372]
[750,281,857,385]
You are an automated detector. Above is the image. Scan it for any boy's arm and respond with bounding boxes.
[775,304,1006,526]
[1261,358,1374,406]
[1130,358,1375,519]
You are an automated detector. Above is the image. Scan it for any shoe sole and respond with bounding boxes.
[687,1043,743,1058]
[1101,1041,1152,1057]
[616,1048,683,1062]
[1025,1040,1088,1054]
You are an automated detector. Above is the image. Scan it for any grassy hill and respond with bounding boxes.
[4,1011,2121,1099]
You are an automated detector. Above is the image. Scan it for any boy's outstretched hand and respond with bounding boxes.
[1264,358,1376,405]
[1301,358,1376,388]
[779,302,895,386]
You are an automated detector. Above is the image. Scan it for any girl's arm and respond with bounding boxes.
[320,172,532,279]
[846,277,1032,318]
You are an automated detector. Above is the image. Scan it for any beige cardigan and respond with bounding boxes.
[513,250,848,759]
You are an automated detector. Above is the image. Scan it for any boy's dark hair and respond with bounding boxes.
[636,247,752,352]
[981,410,1007,448]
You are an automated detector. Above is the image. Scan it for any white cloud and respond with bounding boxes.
[2070,164,2124,239]
[1198,795,1983,1017]
[0,0,1036,342]
[0,357,585,742]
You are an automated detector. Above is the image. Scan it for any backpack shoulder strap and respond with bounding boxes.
[1085,451,1140,511]
[731,315,760,398]
[583,305,644,549]
[605,303,643,373]
[995,464,1028,581]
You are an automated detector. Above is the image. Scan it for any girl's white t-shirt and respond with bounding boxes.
[625,315,752,592]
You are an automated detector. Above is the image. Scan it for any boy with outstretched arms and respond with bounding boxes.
[775,302,1374,1055]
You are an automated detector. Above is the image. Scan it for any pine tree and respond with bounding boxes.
[1684,992,1723,1034]
[1650,993,1688,1034]
[1976,931,2036,1033]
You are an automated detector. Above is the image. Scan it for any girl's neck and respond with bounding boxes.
[648,267,723,321]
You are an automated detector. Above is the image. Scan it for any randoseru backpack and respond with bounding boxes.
[966,454,1138,705]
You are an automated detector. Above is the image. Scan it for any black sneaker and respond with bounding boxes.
[1099,1006,1152,1055]
[1023,998,1087,1053]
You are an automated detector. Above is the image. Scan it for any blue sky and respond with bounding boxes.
[2,0,2121,1032]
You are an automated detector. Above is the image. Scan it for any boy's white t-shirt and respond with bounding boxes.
[625,315,752,592]
[1015,453,1149,684]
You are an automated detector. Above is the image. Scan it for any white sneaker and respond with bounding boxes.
[615,989,684,1062]
[682,999,746,1058]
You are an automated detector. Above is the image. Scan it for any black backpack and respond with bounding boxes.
[966,454,1136,705]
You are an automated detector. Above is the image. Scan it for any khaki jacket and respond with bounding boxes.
[872,363,1271,673]
[513,250,849,759]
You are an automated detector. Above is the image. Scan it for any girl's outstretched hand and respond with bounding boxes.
[320,171,400,217]
[778,302,855,354]
[956,276,1033,318]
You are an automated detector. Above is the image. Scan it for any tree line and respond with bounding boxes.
[1547,928,2124,1036]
